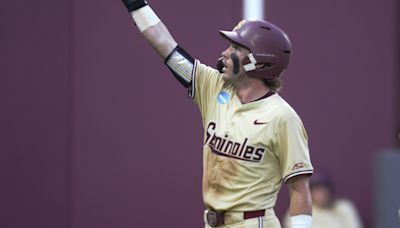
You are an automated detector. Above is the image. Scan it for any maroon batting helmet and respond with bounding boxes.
[219,20,292,80]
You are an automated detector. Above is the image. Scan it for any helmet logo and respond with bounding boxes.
[233,20,247,31]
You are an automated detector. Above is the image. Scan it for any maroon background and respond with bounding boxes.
[0,1,69,227]
[0,0,398,228]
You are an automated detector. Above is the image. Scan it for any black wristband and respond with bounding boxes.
[122,0,148,12]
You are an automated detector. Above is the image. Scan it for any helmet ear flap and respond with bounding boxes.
[243,53,257,72]
[265,62,274,68]
[257,62,274,70]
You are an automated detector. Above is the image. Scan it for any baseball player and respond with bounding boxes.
[121,1,314,227]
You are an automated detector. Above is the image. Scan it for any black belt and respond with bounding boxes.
[206,209,265,227]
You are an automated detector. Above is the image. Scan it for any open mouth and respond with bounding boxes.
[221,59,228,73]
[217,57,225,73]
[222,61,227,72]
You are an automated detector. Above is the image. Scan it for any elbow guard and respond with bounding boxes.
[164,46,195,88]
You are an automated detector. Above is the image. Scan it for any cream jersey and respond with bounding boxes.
[189,61,313,212]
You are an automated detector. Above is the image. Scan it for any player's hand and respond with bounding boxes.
[122,0,148,12]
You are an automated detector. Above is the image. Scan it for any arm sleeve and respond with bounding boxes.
[277,117,314,183]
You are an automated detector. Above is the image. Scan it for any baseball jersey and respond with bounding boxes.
[189,60,313,211]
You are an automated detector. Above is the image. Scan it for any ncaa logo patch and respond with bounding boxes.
[217,91,230,104]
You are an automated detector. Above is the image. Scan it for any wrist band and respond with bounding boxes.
[130,5,161,32]
[124,0,148,12]
[290,215,312,228]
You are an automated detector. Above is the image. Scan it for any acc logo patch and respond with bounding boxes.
[292,162,304,171]
[217,91,230,104]
[233,20,247,31]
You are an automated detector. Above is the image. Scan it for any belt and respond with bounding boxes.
[205,209,266,227]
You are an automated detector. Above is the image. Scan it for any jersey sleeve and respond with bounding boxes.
[189,60,224,115]
[277,116,313,183]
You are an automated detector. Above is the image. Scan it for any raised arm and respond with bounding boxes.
[121,0,194,87]
[122,0,177,59]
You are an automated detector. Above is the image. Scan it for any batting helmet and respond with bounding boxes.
[219,20,292,80]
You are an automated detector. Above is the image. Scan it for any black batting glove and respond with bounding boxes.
[122,0,148,12]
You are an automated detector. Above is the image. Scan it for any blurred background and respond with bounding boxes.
[0,0,398,227]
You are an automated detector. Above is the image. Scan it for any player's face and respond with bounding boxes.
[220,42,250,82]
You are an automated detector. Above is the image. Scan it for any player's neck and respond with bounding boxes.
[234,78,270,104]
